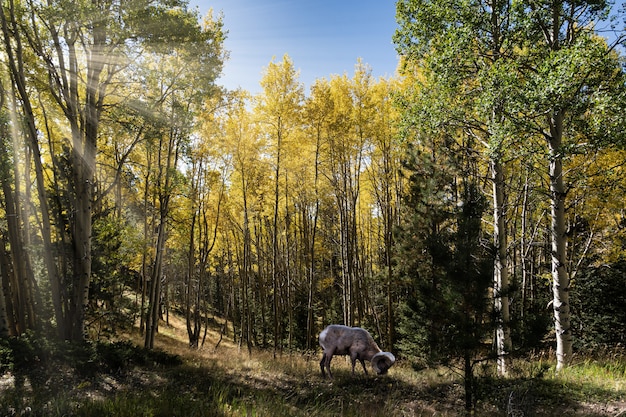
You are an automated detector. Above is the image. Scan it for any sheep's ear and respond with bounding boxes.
[372,352,395,373]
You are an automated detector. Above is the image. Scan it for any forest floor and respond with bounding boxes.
[0,313,625,416]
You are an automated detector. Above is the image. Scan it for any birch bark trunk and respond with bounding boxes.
[548,110,572,370]
[492,158,511,375]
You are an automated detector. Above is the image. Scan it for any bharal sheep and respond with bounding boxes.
[318,324,395,378]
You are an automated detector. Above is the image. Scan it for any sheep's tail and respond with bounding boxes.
[319,327,329,349]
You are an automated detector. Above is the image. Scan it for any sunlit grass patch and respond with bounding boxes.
[547,353,626,400]
[475,354,626,415]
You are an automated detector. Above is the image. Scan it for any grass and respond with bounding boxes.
[0,316,625,416]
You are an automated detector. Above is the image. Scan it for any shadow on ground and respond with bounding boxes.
[1,332,624,416]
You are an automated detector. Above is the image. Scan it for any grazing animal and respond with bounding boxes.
[318,324,395,378]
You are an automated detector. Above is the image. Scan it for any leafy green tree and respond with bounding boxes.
[89,215,138,339]
[572,260,626,349]
[395,0,626,372]
[515,2,626,369]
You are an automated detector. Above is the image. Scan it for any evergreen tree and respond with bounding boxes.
[395,139,493,411]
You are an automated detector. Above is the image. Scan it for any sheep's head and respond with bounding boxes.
[371,352,395,374]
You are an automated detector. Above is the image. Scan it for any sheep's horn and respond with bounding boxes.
[371,352,395,374]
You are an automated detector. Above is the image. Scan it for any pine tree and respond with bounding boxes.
[395,126,493,411]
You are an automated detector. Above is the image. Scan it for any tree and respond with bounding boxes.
[1,0,60,337]
[517,2,626,369]
[321,64,374,327]
[255,54,304,353]
[216,89,267,352]
[395,0,626,371]
[302,79,333,348]
[183,96,226,349]
[572,260,626,348]
[364,78,402,349]
[142,16,225,347]
[395,0,518,374]
[395,119,493,411]
[20,0,127,341]
[0,81,37,336]
[1,0,225,342]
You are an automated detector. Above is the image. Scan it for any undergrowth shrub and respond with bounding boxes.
[572,259,626,349]
[0,333,182,380]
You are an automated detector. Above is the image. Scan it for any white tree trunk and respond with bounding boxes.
[492,158,511,376]
[548,111,572,370]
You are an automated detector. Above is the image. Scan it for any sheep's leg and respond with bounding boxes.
[350,352,360,375]
[326,354,334,379]
[321,351,334,379]
[350,352,368,375]
[359,358,368,375]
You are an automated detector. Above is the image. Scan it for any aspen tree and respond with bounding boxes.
[302,79,333,348]
[219,90,265,353]
[1,0,225,341]
[255,54,303,354]
[518,2,626,369]
[365,78,402,349]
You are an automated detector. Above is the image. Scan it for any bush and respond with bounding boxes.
[572,259,626,349]
[0,339,14,374]
[0,333,182,380]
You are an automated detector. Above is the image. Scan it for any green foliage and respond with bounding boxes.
[572,260,626,349]
[0,339,14,374]
[130,0,203,44]
[93,340,183,371]
[511,299,553,351]
[395,144,494,369]
[1,331,56,376]
[0,333,181,380]
[89,216,139,339]
[394,0,626,375]
[523,33,626,149]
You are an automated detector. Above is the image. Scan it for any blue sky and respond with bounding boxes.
[191,1,399,94]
